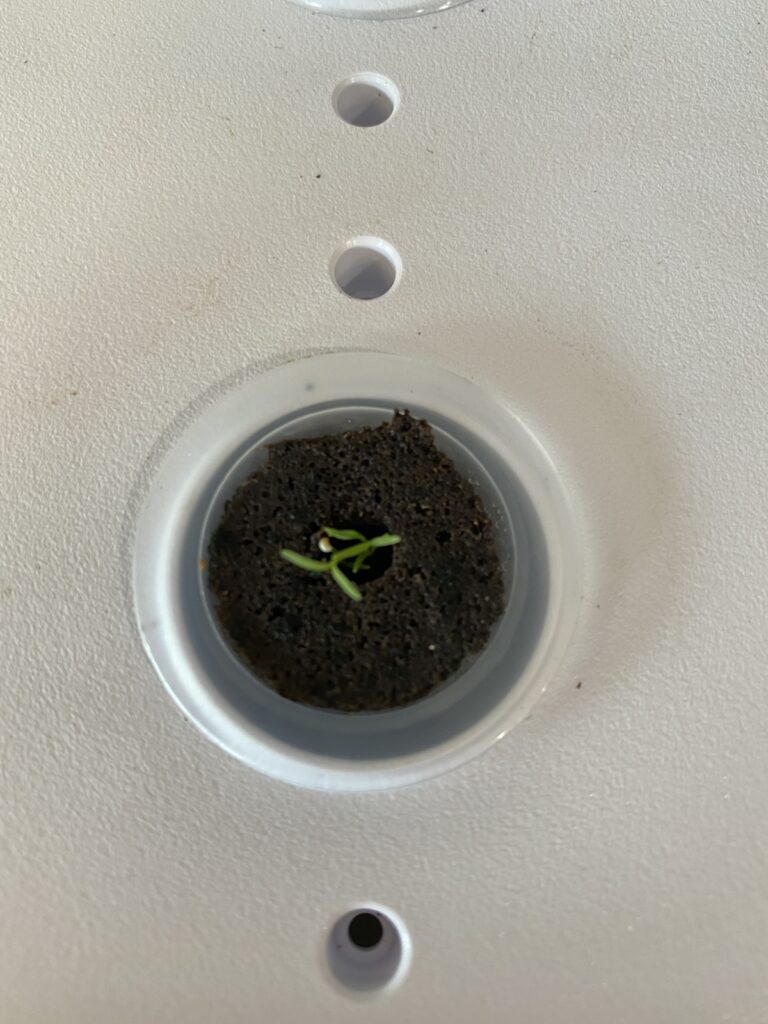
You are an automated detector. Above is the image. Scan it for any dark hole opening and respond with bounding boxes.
[348,912,384,949]
[328,519,395,584]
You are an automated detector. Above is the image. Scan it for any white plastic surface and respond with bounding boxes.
[2,0,767,1021]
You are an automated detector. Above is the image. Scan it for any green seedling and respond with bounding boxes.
[280,526,401,602]
[322,526,367,542]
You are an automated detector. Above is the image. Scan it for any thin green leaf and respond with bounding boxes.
[352,552,371,573]
[330,539,373,565]
[368,533,401,548]
[323,528,368,544]
[280,526,401,601]
[330,563,362,601]
[280,549,330,573]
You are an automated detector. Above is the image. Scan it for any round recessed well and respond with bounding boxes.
[331,237,401,300]
[333,73,399,128]
[326,905,410,994]
[133,353,582,792]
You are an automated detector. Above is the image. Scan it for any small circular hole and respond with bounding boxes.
[331,236,401,301]
[326,906,410,993]
[348,912,384,949]
[333,73,399,128]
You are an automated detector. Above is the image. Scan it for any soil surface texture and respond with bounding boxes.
[207,412,506,711]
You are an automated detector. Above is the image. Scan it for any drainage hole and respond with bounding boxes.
[326,906,410,992]
[348,911,384,949]
[331,237,401,301]
[333,73,399,128]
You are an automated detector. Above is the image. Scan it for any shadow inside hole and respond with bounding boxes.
[334,247,397,300]
[335,83,395,127]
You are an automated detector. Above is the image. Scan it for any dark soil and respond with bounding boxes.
[207,412,506,711]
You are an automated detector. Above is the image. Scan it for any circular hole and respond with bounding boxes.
[348,912,384,949]
[327,907,410,993]
[332,74,399,127]
[331,236,401,300]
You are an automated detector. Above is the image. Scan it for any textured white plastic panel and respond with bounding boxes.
[1,0,767,1021]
